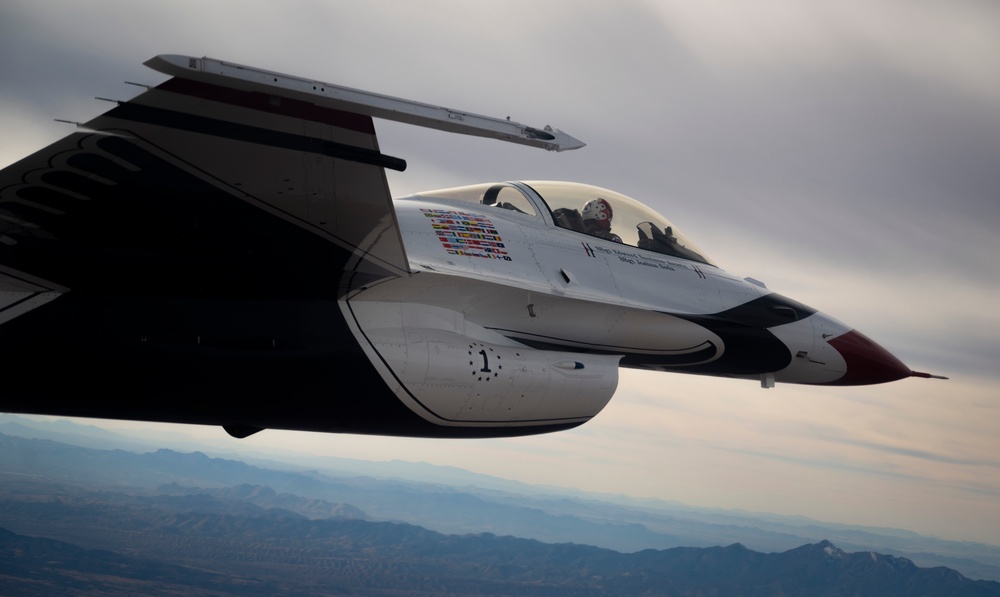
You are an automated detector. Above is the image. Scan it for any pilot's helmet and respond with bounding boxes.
[582,198,613,230]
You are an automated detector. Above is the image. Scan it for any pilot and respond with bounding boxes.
[582,198,623,243]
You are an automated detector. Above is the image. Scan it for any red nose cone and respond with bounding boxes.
[827,329,911,385]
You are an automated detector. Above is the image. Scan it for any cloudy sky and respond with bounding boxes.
[3,1,999,545]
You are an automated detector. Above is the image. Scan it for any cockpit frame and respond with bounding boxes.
[410,181,716,267]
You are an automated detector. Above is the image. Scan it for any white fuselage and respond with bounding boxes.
[385,187,851,384]
[340,180,902,433]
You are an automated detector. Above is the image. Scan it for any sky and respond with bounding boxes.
[2,1,999,545]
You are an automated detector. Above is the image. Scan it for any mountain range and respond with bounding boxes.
[1,415,999,595]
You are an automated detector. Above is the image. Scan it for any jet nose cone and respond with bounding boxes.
[827,329,911,385]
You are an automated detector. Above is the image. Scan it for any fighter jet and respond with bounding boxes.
[0,56,944,439]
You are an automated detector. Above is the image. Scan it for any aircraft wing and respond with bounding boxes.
[0,55,584,304]
[0,55,591,438]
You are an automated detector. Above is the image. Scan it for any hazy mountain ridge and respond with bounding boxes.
[476,487,1000,576]
[2,510,998,597]
[157,482,369,520]
[2,417,999,582]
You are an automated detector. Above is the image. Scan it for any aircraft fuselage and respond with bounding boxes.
[0,55,932,439]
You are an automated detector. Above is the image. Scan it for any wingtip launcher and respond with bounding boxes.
[144,54,585,152]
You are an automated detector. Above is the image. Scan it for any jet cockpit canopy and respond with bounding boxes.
[410,181,715,267]
[523,181,714,266]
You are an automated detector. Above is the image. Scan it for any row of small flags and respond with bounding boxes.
[422,209,510,259]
